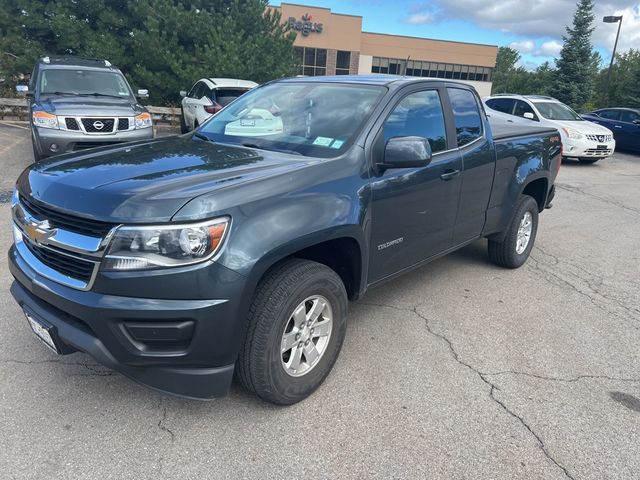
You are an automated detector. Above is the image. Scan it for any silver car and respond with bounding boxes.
[17,56,154,161]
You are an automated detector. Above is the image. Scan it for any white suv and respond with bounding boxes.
[484,95,616,164]
[180,78,258,132]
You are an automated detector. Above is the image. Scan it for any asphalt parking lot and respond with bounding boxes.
[0,121,638,480]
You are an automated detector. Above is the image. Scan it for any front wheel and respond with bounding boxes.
[488,195,539,268]
[578,158,601,165]
[237,259,348,405]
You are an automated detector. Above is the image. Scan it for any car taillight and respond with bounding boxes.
[204,103,222,114]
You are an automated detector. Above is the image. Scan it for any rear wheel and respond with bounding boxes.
[578,158,601,164]
[237,259,348,405]
[488,195,539,269]
[180,109,189,134]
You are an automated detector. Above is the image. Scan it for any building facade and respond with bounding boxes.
[272,3,498,97]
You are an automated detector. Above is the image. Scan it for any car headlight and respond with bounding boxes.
[134,112,152,129]
[102,217,229,271]
[562,127,583,140]
[32,111,59,129]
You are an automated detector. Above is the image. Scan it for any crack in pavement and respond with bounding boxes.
[1,358,118,376]
[357,301,576,480]
[556,183,640,216]
[484,370,640,383]
[157,405,175,443]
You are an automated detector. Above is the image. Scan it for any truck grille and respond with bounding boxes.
[117,118,130,130]
[81,118,115,133]
[65,118,80,130]
[20,195,115,237]
[24,241,96,283]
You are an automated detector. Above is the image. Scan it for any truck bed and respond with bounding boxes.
[490,119,559,141]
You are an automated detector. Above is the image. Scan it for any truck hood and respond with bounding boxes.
[35,95,144,117]
[17,136,315,223]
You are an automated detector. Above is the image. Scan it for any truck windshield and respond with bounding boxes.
[39,69,134,98]
[198,82,385,158]
[532,102,582,121]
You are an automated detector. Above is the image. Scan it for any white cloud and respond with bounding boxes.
[421,0,640,56]
[538,40,563,56]
[404,12,435,25]
[510,40,535,53]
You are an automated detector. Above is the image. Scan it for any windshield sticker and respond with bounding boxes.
[312,136,334,147]
[330,140,345,149]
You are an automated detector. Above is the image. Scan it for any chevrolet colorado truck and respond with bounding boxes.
[9,76,561,405]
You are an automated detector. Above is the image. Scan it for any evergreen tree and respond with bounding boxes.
[0,0,297,102]
[552,0,595,110]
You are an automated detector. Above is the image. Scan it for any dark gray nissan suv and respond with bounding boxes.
[17,56,154,161]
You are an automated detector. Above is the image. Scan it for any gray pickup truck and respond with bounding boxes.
[9,76,561,404]
[17,56,154,161]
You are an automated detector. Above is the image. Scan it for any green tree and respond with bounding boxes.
[552,0,596,110]
[0,0,297,103]
[602,49,640,107]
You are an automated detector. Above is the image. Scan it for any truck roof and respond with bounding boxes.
[38,56,117,70]
[279,74,476,89]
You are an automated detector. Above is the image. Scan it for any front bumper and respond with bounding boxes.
[34,126,153,158]
[563,137,616,159]
[8,244,248,400]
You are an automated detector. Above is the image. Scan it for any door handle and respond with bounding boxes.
[614,125,622,128]
[440,169,460,181]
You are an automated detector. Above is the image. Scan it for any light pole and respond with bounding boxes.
[603,15,623,104]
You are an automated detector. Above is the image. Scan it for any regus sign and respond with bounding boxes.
[288,13,323,36]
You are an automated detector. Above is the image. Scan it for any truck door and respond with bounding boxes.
[368,88,463,283]
[447,87,496,245]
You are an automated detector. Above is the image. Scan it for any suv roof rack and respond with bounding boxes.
[39,56,115,69]
[524,95,557,101]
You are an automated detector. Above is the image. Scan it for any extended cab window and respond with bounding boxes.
[448,88,483,146]
[383,90,447,153]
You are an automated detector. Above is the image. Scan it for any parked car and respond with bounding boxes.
[484,94,615,164]
[16,56,153,161]
[10,76,561,404]
[582,108,640,153]
[179,78,257,132]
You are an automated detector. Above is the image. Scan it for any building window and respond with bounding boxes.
[371,56,493,82]
[336,51,351,75]
[294,47,327,76]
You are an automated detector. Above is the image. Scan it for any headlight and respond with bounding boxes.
[562,127,583,140]
[32,111,59,129]
[134,112,152,129]
[102,217,229,271]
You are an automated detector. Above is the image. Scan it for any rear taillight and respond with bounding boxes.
[204,103,222,114]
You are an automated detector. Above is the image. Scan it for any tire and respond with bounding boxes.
[180,110,189,134]
[488,195,539,269]
[578,158,601,164]
[237,258,348,405]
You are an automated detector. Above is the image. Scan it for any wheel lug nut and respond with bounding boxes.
[304,339,310,346]
[295,333,301,340]
[310,328,314,334]
[298,342,303,349]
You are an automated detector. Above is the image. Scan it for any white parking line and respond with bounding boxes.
[0,121,30,130]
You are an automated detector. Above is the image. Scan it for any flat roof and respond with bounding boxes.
[362,31,498,49]
[277,2,363,19]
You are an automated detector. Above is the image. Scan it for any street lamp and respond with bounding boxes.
[603,15,623,104]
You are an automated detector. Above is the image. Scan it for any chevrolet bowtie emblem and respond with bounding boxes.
[24,218,57,245]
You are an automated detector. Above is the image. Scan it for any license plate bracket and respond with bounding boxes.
[25,310,62,354]
[596,144,608,150]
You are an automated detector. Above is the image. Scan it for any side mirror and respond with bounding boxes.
[523,112,535,120]
[381,136,432,170]
[16,85,32,96]
[137,89,149,99]
[179,90,187,98]
[633,119,640,125]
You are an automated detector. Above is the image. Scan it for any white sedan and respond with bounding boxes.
[484,94,615,164]
[180,78,257,132]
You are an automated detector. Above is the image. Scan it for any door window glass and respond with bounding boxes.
[620,110,640,123]
[486,98,514,114]
[597,110,621,120]
[383,90,447,153]
[514,100,537,120]
[448,88,483,146]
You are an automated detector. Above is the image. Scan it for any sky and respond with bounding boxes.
[270,0,640,70]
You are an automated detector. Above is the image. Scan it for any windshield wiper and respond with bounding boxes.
[193,132,214,143]
[76,92,125,98]
[41,91,78,96]
[241,143,301,156]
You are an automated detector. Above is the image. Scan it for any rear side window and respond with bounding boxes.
[486,98,514,114]
[383,90,447,153]
[598,110,621,120]
[448,88,483,146]
[620,110,640,123]
[214,88,250,107]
